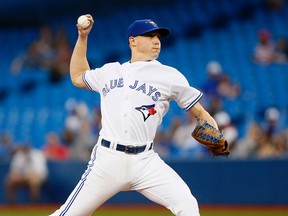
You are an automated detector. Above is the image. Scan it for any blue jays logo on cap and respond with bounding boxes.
[146,20,157,27]
[127,19,170,40]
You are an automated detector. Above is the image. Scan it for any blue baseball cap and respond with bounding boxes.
[127,19,170,39]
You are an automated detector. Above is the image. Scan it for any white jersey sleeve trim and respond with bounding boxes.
[184,92,203,111]
[82,72,95,91]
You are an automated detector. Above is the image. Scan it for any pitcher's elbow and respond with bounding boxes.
[71,77,85,88]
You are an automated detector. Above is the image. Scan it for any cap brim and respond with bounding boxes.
[140,27,170,38]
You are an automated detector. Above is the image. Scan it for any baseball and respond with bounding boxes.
[77,15,90,29]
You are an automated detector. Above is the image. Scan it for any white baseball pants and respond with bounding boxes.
[49,142,200,216]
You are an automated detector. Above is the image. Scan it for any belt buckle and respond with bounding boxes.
[125,145,136,154]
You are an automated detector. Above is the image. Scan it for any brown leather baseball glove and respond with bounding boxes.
[192,118,230,158]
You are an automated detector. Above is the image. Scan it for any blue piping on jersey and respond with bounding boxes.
[184,92,203,111]
[82,72,94,91]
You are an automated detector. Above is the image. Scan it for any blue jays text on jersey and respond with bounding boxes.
[102,78,161,102]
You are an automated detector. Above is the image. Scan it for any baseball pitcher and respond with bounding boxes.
[49,15,229,216]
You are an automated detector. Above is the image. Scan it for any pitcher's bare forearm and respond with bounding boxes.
[188,102,218,129]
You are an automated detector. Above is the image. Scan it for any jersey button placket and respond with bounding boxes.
[123,105,129,136]
[122,71,133,139]
[123,113,129,137]
[122,90,130,138]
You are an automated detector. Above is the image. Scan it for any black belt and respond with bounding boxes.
[101,139,153,154]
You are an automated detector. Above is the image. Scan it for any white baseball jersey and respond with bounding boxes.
[83,60,202,145]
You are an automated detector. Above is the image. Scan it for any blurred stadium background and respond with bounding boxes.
[0,0,288,215]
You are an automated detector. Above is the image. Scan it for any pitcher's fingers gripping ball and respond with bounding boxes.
[192,118,230,158]
[77,15,91,29]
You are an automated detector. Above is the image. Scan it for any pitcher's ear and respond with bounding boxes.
[129,36,136,46]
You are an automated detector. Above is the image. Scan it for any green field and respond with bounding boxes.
[0,205,287,216]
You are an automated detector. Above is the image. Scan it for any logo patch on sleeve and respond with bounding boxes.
[135,104,157,122]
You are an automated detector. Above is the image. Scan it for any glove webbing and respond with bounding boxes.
[196,120,223,143]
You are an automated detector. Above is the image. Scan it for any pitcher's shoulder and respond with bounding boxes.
[154,60,181,74]
[102,62,121,69]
